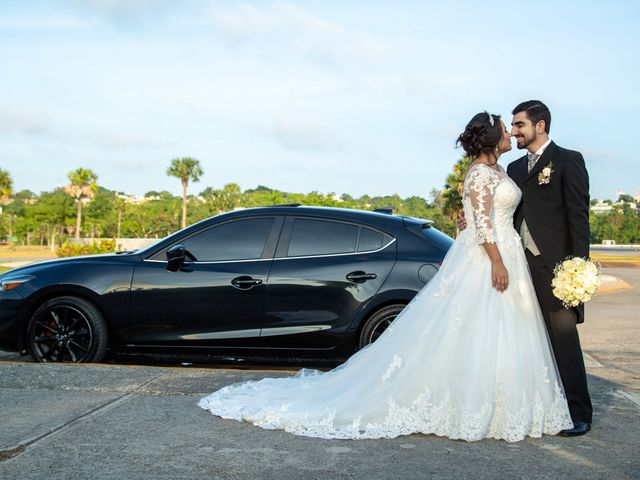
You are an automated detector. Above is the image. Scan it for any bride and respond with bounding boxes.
[198,112,574,442]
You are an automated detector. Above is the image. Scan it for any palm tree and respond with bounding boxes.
[442,154,472,234]
[0,168,13,205]
[64,168,98,238]
[167,157,204,229]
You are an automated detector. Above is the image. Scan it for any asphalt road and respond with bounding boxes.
[0,267,638,480]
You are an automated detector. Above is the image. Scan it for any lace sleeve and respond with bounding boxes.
[465,166,500,244]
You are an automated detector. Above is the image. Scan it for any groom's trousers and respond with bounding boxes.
[526,250,593,424]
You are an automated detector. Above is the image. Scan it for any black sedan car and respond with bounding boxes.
[0,205,452,363]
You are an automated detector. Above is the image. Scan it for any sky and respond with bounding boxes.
[1,0,639,202]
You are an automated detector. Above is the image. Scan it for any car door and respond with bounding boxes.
[261,216,396,349]
[128,216,282,347]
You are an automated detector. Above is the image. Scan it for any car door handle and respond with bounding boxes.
[231,276,263,290]
[346,271,378,283]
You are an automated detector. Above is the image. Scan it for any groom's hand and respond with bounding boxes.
[456,210,467,231]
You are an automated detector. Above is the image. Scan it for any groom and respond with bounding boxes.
[507,100,592,436]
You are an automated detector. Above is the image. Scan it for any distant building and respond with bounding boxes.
[591,195,639,215]
[590,201,614,214]
[117,193,159,204]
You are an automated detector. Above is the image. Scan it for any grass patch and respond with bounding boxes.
[0,245,53,258]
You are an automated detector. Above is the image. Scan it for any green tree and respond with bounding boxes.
[64,168,98,238]
[589,205,640,244]
[114,195,127,238]
[84,186,117,238]
[127,195,181,237]
[201,183,244,214]
[0,168,13,205]
[442,155,472,221]
[437,154,472,236]
[167,157,203,229]
[3,190,37,244]
[32,188,76,250]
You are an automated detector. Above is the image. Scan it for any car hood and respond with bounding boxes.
[0,252,142,279]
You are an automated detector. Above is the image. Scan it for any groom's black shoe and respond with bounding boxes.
[559,422,591,437]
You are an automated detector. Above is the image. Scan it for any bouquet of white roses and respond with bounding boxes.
[551,257,601,308]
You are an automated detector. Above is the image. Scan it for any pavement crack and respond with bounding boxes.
[0,372,167,463]
[0,445,25,461]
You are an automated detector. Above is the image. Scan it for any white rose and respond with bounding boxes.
[586,263,598,276]
[558,271,572,283]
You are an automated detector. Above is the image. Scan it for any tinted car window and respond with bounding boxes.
[181,218,274,261]
[288,219,359,257]
[357,227,387,252]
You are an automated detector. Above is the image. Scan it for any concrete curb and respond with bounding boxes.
[598,275,632,294]
[599,261,640,268]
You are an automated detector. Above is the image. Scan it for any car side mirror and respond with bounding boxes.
[166,244,186,272]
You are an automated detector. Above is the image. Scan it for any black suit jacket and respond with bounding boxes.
[507,141,590,322]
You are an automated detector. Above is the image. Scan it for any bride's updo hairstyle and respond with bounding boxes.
[456,112,502,158]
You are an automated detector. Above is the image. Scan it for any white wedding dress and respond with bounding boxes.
[199,164,573,442]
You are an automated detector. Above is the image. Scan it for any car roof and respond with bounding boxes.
[220,205,415,226]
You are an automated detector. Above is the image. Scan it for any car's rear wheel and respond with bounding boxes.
[27,296,108,363]
[357,304,406,349]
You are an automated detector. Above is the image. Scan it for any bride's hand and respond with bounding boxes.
[456,210,467,231]
[491,260,509,292]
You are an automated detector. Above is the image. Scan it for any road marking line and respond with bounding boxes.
[616,389,640,409]
[583,353,604,368]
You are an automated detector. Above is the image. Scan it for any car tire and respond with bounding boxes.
[357,304,406,349]
[27,296,108,363]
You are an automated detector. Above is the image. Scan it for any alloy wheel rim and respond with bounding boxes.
[368,313,398,344]
[31,305,93,363]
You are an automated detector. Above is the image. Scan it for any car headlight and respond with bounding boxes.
[0,275,35,292]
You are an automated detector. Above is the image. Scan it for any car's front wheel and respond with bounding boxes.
[27,296,108,363]
[357,304,406,349]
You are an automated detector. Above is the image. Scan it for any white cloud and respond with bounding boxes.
[67,0,186,27]
[0,16,92,29]
[71,0,163,17]
[91,131,165,149]
[264,118,343,152]
[209,2,386,67]
[0,109,50,136]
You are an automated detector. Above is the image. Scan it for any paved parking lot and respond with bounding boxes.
[0,267,638,480]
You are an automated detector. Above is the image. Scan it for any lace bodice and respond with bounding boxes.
[462,164,521,245]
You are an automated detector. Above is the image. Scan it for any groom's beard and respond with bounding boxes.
[516,132,537,150]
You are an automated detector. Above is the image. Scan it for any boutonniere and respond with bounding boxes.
[538,162,553,185]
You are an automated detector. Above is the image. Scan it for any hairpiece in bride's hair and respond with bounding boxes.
[486,112,494,126]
